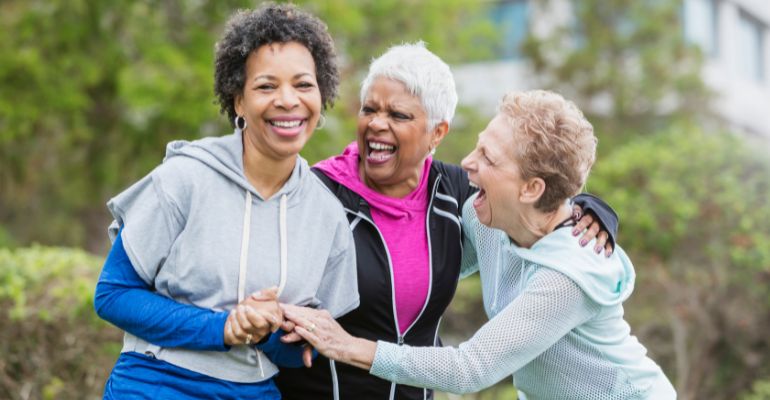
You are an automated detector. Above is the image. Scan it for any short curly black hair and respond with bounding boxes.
[214,3,339,125]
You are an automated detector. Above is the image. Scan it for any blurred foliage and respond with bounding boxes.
[589,125,770,399]
[444,1,770,399]
[742,379,770,400]
[0,246,122,400]
[0,0,496,250]
[0,0,494,398]
[2,0,769,399]
[522,0,713,148]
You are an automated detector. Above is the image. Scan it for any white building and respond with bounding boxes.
[454,0,770,140]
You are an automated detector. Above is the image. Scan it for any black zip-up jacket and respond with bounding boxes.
[276,162,618,400]
[276,160,476,400]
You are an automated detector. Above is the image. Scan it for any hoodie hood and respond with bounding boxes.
[164,129,308,203]
[106,128,359,383]
[510,228,635,306]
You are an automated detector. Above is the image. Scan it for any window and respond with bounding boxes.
[737,11,765,82]
[490,0,530,60]
[683,0,718,57]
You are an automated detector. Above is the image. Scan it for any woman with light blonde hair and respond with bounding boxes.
[281,90,677,399]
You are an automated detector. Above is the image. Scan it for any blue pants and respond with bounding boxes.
[104,352,281,399]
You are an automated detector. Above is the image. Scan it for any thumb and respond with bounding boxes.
[303,346,314,368]
[251,286,279,301]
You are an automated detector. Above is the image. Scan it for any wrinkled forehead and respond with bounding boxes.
[482,115,521,153]
[363,77,425,109]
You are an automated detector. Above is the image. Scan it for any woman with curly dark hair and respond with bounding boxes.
[93,4,359,399]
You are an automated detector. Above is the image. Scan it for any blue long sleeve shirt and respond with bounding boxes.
[94,229,307,364]
[94,229,230,350]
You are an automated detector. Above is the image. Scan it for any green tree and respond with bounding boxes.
[590,126,770,399]
[0,1,498,398]
[519,1,770,398]
[0,0,237,249]
[0,0,494,250]
[522,0,712,145]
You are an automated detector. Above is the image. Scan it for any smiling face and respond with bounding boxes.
[235,41,322,162]
[356,77,446,196]
[461,114,525,230]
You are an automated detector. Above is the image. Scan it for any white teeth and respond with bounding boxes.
[469,181,479,189]
[271,120,302,128]
[368,141,395,151]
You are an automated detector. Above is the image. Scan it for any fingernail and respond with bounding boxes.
[594,246,601,253]
[252,291,262,297]
[572,228,580,236]
[580,239,587,246]
[606,250,612,258]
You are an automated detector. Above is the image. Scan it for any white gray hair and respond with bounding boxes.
[359,41,458,130]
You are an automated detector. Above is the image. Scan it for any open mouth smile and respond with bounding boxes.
[366,140,397,164]
[268,118,307,137]
[470,181,487,209]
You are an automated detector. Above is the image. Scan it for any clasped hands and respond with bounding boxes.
[224,205,612,365]
[224,287,356,368]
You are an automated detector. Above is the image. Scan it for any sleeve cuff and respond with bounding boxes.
[209,311,231,351]
[369,340,401,379]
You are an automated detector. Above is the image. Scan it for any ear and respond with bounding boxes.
[519,177,546,205]
[430,121,449,149]
[234,94,244,117]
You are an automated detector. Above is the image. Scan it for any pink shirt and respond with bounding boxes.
[315,143,431,334]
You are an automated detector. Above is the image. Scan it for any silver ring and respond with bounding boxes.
[245,333,253,345]
[307,323,317,333]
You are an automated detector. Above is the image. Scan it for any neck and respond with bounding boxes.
[242,140,296,200]
[504,201,573,248]
[358,159,424,199]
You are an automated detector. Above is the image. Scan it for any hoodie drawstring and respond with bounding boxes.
[238,191,253,303]
[277,194,288,297]
[237,190,289,378]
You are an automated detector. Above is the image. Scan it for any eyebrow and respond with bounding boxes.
[478,137,494,159]
[253,72,314,82]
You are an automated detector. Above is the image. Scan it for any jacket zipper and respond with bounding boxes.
[399,174,441,340]
[361,174,443,400]
[347,210,399,400]
[341,174,444,400]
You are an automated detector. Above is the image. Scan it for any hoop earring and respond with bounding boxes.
[430,147,437,156]
[234,115,247,134]
[315,114,326,131]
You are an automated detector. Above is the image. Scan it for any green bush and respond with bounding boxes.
[589,125,770,399]
[0,246,120,400]
[742,379,770,400]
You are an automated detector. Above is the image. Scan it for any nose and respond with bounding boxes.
[461,151,476,172]
[368,114,388,131]
[274,86,299,109]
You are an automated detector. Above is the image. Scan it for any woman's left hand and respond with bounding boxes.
[572,204,613,257]
[281,304,376,370]
[224,287,283,346]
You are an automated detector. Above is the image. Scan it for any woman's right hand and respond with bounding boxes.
[281,304,377,370]
[224,287,283,346]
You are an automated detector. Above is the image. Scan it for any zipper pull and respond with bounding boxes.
[397,335,404,345]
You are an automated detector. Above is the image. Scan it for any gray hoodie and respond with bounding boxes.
[107,130,359,383]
